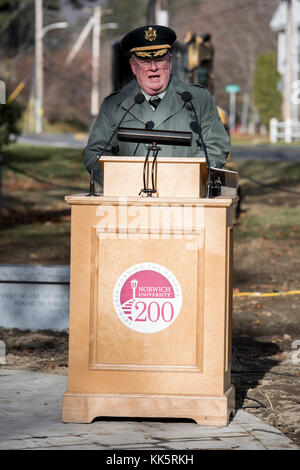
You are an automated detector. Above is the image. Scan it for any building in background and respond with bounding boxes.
[269,0,300,142]
[270,0,300,121]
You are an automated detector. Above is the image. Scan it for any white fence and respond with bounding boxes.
[270,118,300,143]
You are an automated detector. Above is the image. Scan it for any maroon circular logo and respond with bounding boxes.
[113,263,182,333]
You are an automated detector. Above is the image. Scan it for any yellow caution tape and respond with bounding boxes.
[234,290,300,298]
[6,82,25,104]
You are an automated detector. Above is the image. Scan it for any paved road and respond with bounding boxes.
[16,132,88,149]
[15,133,300,162]
[231,145,300,162]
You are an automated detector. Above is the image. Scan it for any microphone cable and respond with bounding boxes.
[133,120,155,156]
[97,93,145,160]
[88,93,145,196]
[177,91,216,197]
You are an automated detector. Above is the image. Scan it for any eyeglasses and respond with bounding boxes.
[132,55,171,70]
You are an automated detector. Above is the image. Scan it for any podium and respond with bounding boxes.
[62,157,238,425]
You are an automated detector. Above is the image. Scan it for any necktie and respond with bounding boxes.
[149,96,161,110]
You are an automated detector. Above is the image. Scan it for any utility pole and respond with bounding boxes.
[90,7,118,119]
[225,84,240,131]
[241,92,249,133]
[283,0,293,121]
[156,0,169,26]
[34,0,68,133]
[64,8,117,122]
[64,16,95,66]
[147,0,169,25]
[35,0,43,134]
[229,91,236,131]
[91,6,101,117]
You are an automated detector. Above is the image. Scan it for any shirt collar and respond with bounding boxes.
[141,89,167,102]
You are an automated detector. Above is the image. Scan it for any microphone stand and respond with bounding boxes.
[117,126,192,198]
[194,124,221,198]
[189,104,221,198]
[87,167,100,197]
[139,142,161,197]
[178,90,221,198]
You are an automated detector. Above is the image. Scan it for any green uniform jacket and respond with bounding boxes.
[83,75,230,185]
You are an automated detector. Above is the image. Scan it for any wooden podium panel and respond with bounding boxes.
[62,193,236,425]
[100,156,208,198]
[90,238,202,369]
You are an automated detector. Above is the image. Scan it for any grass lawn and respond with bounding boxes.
[0,143,300,264]
[1,144,89,264]
[231,133,300,147]
[231,158,300,241]
[230,134,270,146]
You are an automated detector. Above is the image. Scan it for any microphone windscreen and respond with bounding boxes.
[190,121,201,134]
[181,91,192,103]
[145,121,155,130]
[135,93,145,104]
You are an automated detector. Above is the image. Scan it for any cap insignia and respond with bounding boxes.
[145,27,157,42]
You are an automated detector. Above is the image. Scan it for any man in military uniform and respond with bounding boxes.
[83,25,230,186]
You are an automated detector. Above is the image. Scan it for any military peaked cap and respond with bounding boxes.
[121,25,177,58]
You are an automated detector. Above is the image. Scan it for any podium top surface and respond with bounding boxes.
[65,194,238,207]
[99,156,207,164]
[96,156,238,201]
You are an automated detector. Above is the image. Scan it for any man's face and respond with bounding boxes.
[129,54,172,96]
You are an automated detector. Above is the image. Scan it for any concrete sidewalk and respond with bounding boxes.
[0,370,298,450]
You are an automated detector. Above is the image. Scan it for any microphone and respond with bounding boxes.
[87,93,145,196]
[98,93,145,159]
[178,90,216,198]
[181,91,193,103]
[145,120,155,130]
[134,93,146,105]
[133,121,155,156]
[190,121,201,135]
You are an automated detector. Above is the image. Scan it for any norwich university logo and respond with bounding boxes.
[113,263,182,334]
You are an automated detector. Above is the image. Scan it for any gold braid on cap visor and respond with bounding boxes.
[134,48,169,58]
[130,44,171,55]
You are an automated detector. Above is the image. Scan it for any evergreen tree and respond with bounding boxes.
[253,50,282,127]
[0,0,60,54]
